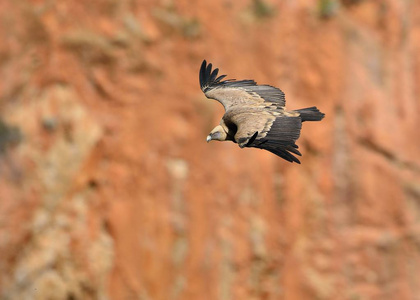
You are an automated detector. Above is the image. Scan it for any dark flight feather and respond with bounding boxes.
[246,131,259,146]
[209,68,219,83]
[215,74,227,83]
[206,63,212,81]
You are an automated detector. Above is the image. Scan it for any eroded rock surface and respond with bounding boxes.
[1,1,419,299]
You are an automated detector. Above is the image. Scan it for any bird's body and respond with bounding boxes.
[200,60,325,164]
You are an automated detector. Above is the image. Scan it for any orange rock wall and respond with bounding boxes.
[1,1,420,299]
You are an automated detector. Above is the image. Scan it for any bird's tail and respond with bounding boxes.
[295,106,325,122]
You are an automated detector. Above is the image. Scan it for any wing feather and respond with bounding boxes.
[249,116,302,163]
[199,60,286,111]
[209,68,219,82]
[229,113,302,163]
[205,63,212,81]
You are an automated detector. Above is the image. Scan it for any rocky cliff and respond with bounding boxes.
[1,1,420,299]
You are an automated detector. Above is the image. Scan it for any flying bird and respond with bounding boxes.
[200,60,325,164]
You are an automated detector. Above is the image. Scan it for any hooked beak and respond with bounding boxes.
[206,135,212,143]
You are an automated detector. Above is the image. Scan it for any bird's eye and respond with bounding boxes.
[211,132,221,139]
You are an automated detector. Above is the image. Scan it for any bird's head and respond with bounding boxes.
[207,125,228,143]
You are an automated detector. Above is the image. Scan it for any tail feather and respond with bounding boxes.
[295,106,325,122]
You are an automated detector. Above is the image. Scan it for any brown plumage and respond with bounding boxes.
[200,60,325,164]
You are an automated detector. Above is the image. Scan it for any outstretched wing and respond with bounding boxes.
[199,60,286,111]
[229,112,302,164]
[250,116,302,163]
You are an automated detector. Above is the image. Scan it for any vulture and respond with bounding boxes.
[200,60,325,164]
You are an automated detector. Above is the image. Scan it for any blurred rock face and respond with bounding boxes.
[1,1,419,299]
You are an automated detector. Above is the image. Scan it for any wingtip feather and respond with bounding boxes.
[209,68,219,82]
[206,63,212,80]
[199,60,207,89]
[199,60,229,93]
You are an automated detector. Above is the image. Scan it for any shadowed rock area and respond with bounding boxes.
[1,1,420,299]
